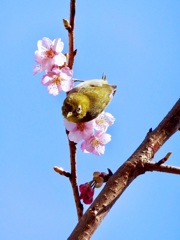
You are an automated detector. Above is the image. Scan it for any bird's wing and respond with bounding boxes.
[68,79,108,94]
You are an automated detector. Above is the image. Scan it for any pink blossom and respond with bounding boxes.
[34,37,66,71]
[81,131,111,155]
[33,65,42,75]
[94,112,115,132]
[64,119,94,143]
[79,183,94,204]
[42,67,73,96]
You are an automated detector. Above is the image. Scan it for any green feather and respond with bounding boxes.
[62,79,117,123]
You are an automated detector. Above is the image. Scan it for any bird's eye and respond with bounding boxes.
[76,105,82,114]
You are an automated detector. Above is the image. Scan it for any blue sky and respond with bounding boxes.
[1,0,180,239]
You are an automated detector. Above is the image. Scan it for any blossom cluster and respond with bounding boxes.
[33,37,73,96]
[79,171,108,204]
[64,112,115,155]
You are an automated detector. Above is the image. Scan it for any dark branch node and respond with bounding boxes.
[172,115,180,124]
[149,128,153,132]
[103,168,113,182]
[74,49,77,56]
[107,168,113,175]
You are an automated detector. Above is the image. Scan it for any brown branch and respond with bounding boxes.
[145,162,180,175]
[68,99,180,239]
[54,133,83,220]
[68,137,83,220]
[63,0,83,220]
[67,0,76,69]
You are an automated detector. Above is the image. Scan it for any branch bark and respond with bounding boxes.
[68,98,180,239]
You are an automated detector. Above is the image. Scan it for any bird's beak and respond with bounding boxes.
[67,112,73,118]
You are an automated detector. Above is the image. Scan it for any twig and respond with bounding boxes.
[54,166,71,177]
[67,0,76,69]
[145,162,180,175]
[156,152,172,165]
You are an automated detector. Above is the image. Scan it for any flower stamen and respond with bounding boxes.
[52,76,61,86]
[77,123,85,131]
[91,138,101,147]
[46,48,56,58]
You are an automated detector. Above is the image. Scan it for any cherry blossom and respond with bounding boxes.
[64,112,115,154]
[33,65,42,75]
[81,131,111,155]
[34,37,66,71]
[41,67,73,96]
[94,112,115,132]
[64,119,94,143]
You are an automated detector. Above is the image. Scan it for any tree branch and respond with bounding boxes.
[68,136,83,220]
[68,98,180,239]
[67,0,76,69]
[63,0,83,221]
[145,161,180,175]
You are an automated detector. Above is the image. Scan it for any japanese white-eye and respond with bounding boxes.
[62,79,117,123]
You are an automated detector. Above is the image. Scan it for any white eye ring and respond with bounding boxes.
[76,105,82,114]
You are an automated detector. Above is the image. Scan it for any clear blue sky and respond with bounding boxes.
[1,0,180,239]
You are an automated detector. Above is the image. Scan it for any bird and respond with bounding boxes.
[62,78,117,123]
